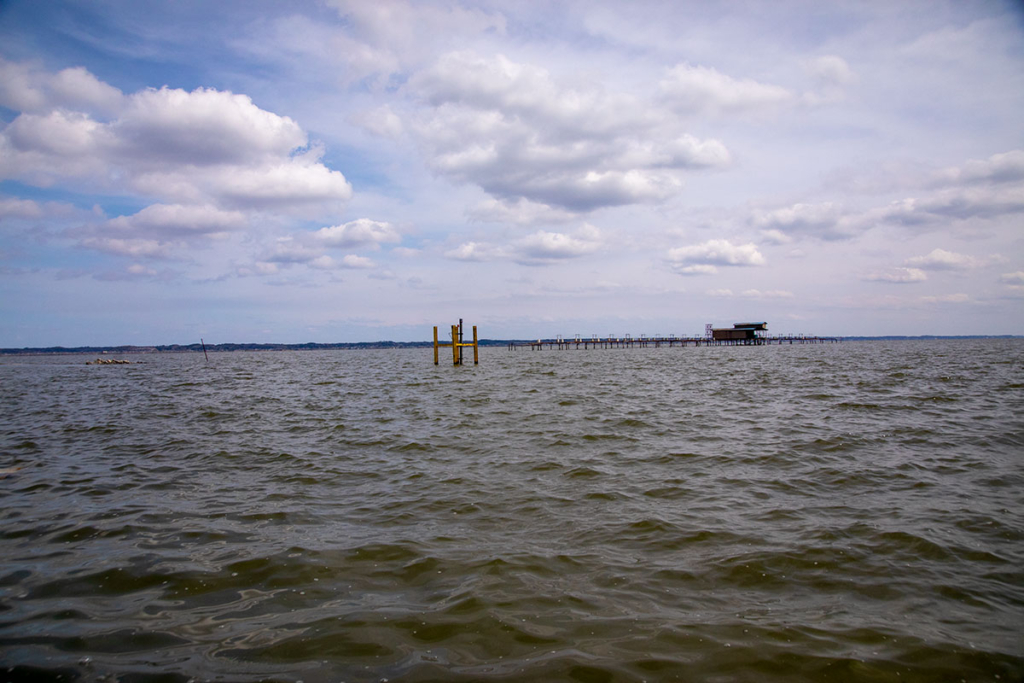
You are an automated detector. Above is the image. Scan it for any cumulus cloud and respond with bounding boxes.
[708,288,793,298]
[751,202,862,241]
[932,150,1024,187]
[245,217,399,274]
[802,55,856,104]
[349,105,404,138]
[741,289,794,299]
[0,57,124,115]
[921,293,970,304]
[444,240,506,262]
[80,237,173,259]
[115,86,307,165]
[0,65,352,212]
[409,51,730,211]
[514,227,601,264]
[876,185,1024,227]
[807,55,856,87]
[444,225,602,265]
[103,204,247,237]
[75,204,247,259]
[660,63,793,114]
[676,264,719,275]
[753,149,1024,242]
[905,248,980,270]
[864,267,928,283]
[467,197,579,225]
[667,239,765,275]
[759,229,794,245]
[0,197,43,220]
[251,218,399,274]
[263,239,324,264]
[340,254,375,269]
[313,218,400,249]
[324,0,506,83]
[999,271,1024,284]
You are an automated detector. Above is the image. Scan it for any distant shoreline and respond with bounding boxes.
[1,335,1021,356]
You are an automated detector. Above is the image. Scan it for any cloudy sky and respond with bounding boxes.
[1,0,1022,346]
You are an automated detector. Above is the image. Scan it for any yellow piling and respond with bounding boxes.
[433,320,480,366]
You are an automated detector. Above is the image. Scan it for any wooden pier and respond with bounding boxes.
[508,333,840,350]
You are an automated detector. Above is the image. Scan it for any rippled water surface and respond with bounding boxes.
[1,340,1022,682]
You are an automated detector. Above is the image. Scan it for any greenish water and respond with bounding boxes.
[1,340,1022,682]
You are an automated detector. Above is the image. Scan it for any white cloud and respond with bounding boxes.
[127,264,157,276]
[314,218,400,249]
[308,255,337,270]
[104,204,247,237]
[807,55,856,87]
[801,55,856,105]
[677,264,719,275]
[340,254,375,269]
[921,293,971,304]
[999,271,1024,284]
[324,0,506,83]
[444,225,602,265]
[759,229,793,245]
[264,239,323,264]
[80,237,173,258]
[905,248,979,270]
[467,197,578,225]
[0,57,124,115]
[707,288,793,298]
[933,150,1024,187]
[349,105,404,139]
[200,157,352,209]
[445,241,505,262]
[741,289,794,299]
[0,197,43,220]
[0,68,352,212]
[243,217,399,276]
[514,227,601,264]
[753,150,1024,242]
[751,202,861,241]
[660,63,793,114]
[409,51,730,211]
[115,86,307,165]
[877,185,1024,227]
[75,204,247,259]
[667,239,766,273]
[864,267,928,283]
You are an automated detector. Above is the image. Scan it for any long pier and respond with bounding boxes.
[508,334,840,350]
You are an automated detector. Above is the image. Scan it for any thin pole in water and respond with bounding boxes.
[201,338,209,363]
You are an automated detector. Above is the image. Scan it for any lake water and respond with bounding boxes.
[1,340,1022,682]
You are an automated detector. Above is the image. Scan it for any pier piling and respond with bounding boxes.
[433,320,480,365]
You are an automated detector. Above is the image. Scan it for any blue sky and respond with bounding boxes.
[1,0,1022,346]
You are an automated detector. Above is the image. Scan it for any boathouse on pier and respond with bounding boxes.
[711,322,768,343]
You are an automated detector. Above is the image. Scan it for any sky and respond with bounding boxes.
[0,0,1022,346]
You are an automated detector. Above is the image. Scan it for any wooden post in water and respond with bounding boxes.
[432,321,480,365]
